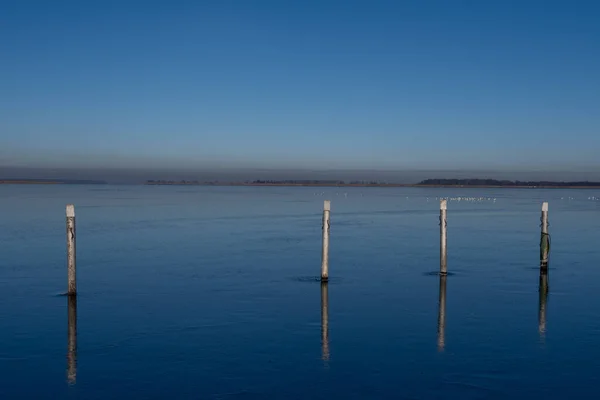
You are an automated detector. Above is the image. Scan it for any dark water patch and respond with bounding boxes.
[213,390,257,399]
[292,276,321,282]
[424,271,457,276]
[440,379,504,397]
[291,276,343,283]
[525,266,555,271]
[55,292,89,298]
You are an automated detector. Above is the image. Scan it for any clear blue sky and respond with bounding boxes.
[1,0,599,172]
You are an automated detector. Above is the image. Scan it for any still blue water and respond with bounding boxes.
[1,185,599,399]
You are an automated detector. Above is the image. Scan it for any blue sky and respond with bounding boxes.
[1,0,599,172]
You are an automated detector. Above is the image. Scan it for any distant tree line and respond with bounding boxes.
[146,180,201,185]
[250,180,346,185]
[419,179,600,187]
[250,179,393,185]
[349,180,385,185]
[145,179,396,186]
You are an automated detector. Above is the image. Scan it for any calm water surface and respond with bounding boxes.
[1,185,600,399]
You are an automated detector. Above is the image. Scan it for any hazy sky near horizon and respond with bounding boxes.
[1,0,599,172]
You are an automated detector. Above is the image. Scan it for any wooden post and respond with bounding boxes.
[67,295,77,385]
[320,281,330,362]
[321,200,330,281]
[538,271,549,338]
[437,274,447,352]
[540,202,549,270]
[440,199,447,275]
[66,205,76,295]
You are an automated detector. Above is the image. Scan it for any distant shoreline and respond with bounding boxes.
[0,180,60,185]
[2,179,599,189]
[0,179,108,185]
[145,182,600,189]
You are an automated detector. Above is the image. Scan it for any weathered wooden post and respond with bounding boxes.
[540,202,549,270]
[437,274,447,352]
[440,199,448,275]
[321,200,331,281]
[66,205,76,295]
[538,271,549,338]
[321,281,330,362]
[67,295,77,385]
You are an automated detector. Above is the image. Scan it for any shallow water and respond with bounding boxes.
[1,185,600,399]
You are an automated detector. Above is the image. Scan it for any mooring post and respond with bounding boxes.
[321,281,330,362]
[66,204,76,295]
[440,199,448,275]
[437,274,447,352]
[540,202,549,270]
[321,200,331,281]
[67,295,77,385]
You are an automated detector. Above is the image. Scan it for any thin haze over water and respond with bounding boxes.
[3,166,600,184]
[1,185,600,399]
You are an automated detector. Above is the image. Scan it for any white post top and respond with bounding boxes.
[66,204,75,217]
[324,200,331,211]
[542,202,549,212]
[440,199,447,210]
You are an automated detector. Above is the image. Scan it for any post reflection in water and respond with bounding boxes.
[67,295,77,385]
[320,281,330,362]
[538,272,549,338]
[437,275,447,352]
